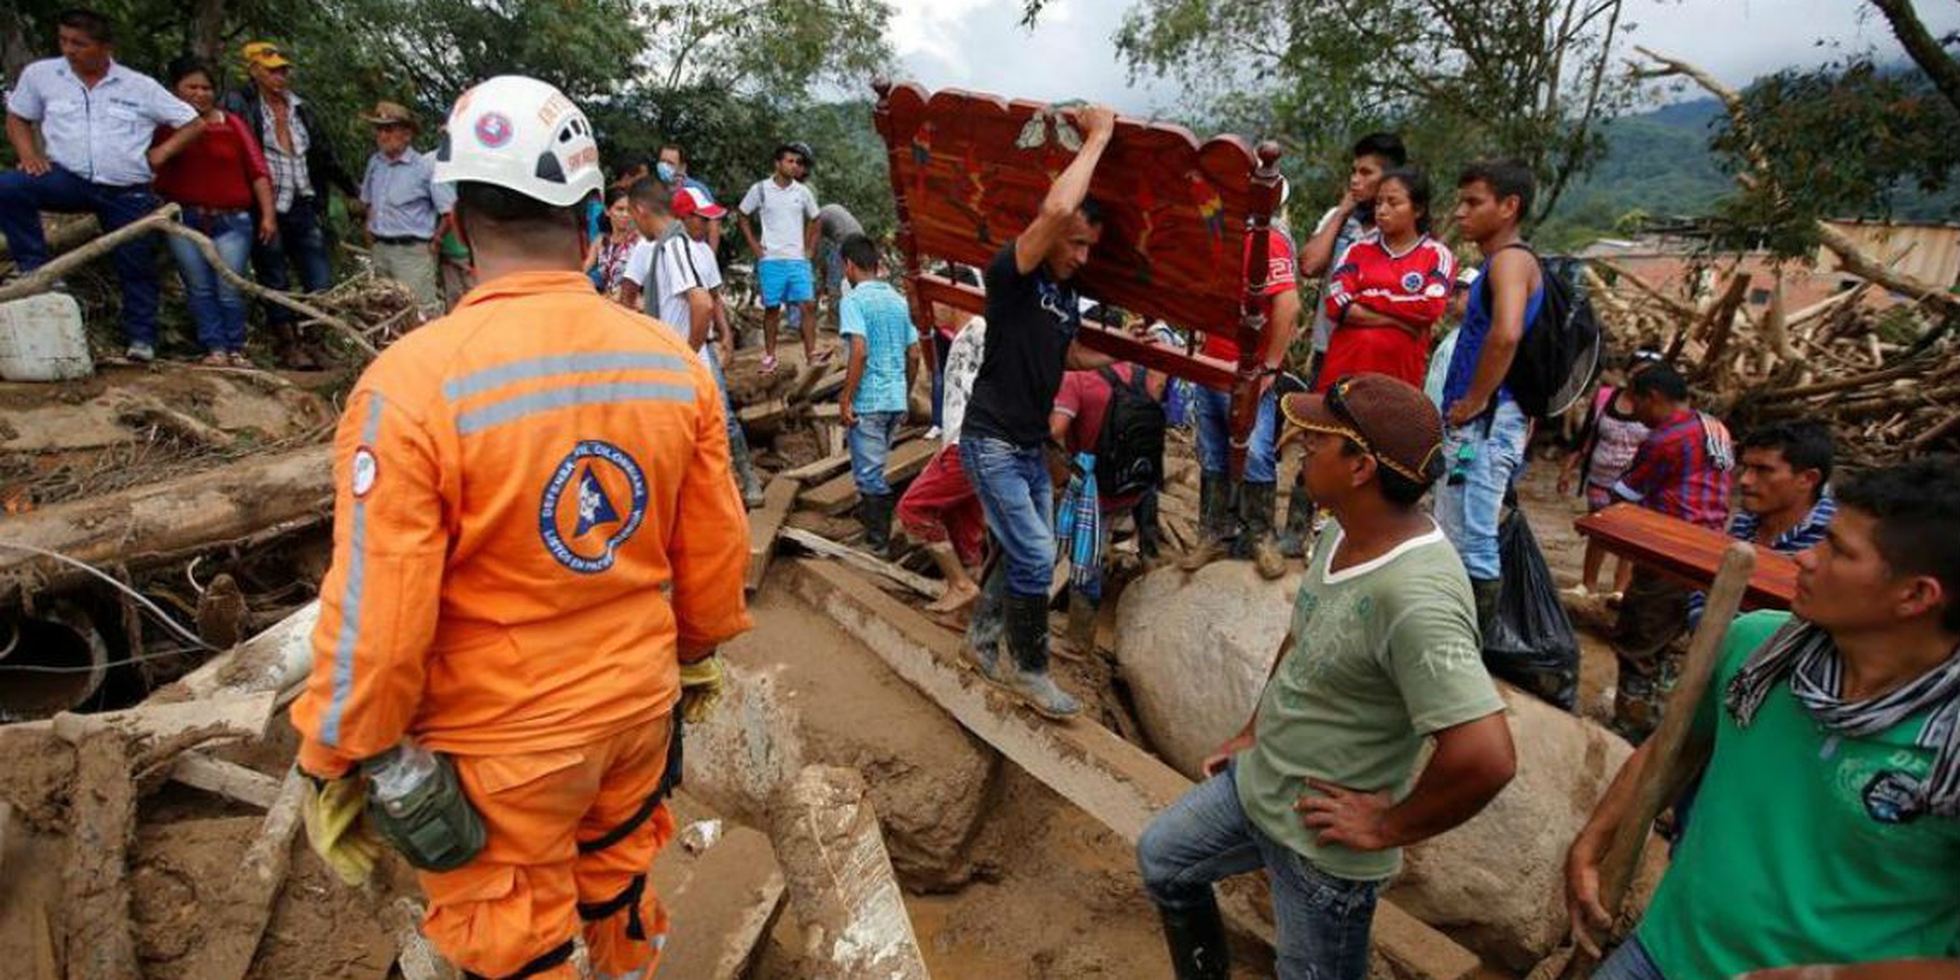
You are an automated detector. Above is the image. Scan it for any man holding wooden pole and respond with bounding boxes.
[1564,456,1960,980]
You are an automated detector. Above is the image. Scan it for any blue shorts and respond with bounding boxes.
[758,257,815,308]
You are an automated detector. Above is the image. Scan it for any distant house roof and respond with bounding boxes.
[1817,220,1960,292]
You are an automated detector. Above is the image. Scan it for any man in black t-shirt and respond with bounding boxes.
[958,104,1119,721]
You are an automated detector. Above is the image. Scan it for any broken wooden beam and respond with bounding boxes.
[0,443,333,595]
[5,691,277,742]
[780,450,854,484]
[747,478,803,592]
[786,559,1481,980]
[61,730,140,980]
[768,765,930,980]
[798,437,939,516]
[151,601,319,705]
[176,767,308,980]
[780,528,942,600]
[169,752,283,809]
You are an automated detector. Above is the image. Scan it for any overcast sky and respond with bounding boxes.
[889,0,1960,116]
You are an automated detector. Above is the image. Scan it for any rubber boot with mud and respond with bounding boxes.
[1277,476,1314,559]
[1471,576,1502,639]
[272,322,319,371]
[730,432,767,509]
[1178,472,1233,572]
[1240,481,1285,580]
[961,562,1008,680]
[1155,899,1230,980]
[1002,592,1080,720]
[857,493,894,554]
[1062,592,1097,660]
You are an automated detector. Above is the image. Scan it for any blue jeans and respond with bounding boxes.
[1593,938,1665,980]
[848,410,905,496]
[250,201,333,324]
[961,436,1055,599]
[0,166,163,344]
[1436,398,1530,581]
[1192,384,1279,483]
[167,209,254,353]
[1138,764,1381,980]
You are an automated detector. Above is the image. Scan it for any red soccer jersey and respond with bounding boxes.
[1324,233,1456,329]
[1202,228,1297,363]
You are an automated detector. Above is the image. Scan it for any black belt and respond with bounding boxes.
[374,235,431,246]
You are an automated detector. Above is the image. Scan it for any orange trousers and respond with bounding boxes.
[419,713,676,980]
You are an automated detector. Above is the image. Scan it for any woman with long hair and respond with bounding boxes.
[1317,166,1456,389]
[152,56,277,365]
[588,185,638,300]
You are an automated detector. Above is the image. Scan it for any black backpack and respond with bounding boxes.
[1093,366,1166,498]
[1482,244,1603,419]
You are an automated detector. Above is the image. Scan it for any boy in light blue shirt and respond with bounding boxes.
[837,233,920,554]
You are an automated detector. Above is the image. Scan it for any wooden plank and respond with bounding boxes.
[781,450,854,484]
[176,767,308,980]
[746,477,802,592]
[1574,504,1797,608]
[786,560,1481,980]
[652,795,786,980]
[780,528,943,600]
[808,402,842,421]
[169,753,283,809]
[799,437,940,516]
[7,691,277,741]
[768,766,929,979]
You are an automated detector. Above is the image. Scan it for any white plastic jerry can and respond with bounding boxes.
[0,292,95,382]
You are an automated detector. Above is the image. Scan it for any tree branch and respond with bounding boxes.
[1633,45,1960,317]
[1866,0,1960,119]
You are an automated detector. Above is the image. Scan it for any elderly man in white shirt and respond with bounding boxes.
[1,9,205,361]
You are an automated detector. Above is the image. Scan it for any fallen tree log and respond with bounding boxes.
[0,205,181,305]
[0,443,332,597]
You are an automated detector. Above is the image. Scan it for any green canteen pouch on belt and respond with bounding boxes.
[364,751,487,871]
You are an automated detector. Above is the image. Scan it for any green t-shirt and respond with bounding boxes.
[1639,610,1960,979]
[1234,520,1504,881]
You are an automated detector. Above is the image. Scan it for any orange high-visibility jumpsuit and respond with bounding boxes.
[290,270,752,980]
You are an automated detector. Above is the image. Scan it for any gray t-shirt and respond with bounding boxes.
[1234,519,1503,881]
[818,203,863,244]
[1308,206,1372,353]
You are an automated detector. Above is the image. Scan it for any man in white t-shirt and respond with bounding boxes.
[737,141,820,374]
[622,180,765,506]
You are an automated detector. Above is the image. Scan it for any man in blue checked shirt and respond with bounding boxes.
[836,233,920,554]
[1,8,207,362]
[1686,420,1837,628]
[359,100,454,321]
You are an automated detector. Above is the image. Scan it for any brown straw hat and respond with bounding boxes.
[1280,373,1446,486]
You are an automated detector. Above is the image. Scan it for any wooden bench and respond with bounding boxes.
[1574,503,1798,609]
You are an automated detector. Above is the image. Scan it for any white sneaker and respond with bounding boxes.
[125,342,155,363]
[924,425,943,441]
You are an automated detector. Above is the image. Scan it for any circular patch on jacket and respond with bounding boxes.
[475,112,514,149]
[539,440,648,574]
[350,447,379,498]
[1401,271,1425,293]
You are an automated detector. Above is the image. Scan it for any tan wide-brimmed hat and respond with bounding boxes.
[363,101,418,130]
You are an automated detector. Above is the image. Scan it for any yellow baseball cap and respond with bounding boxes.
[241,41,292,70]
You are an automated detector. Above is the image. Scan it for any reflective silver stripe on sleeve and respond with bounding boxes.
[320,394,385,747]
[441,351,691,402]
[455,381,696,436]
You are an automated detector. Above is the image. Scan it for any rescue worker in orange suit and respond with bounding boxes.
[288,75,752,980]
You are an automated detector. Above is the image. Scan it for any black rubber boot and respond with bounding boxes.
[1277,477,1314,559]
[1240,481,1285,580]
[1179,472,1234,572]
[858,493,893,554]
[1155,899,1230,980]
[731,432,766,509]
[1003,592,1080,720]
[1471,577,1502,639]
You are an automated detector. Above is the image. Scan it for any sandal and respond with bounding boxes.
[760,353,779,374]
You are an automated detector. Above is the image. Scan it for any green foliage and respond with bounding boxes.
[1106,0,1636,225]
[1708,58,1960,256]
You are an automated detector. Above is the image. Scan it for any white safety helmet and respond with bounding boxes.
[435,75,602,209]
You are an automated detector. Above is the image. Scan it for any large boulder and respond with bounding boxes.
[1114,563,1639,970]
[1113,562,1300,777]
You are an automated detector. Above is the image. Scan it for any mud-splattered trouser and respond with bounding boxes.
[422,714,679,980]
[1611,567,1690,745]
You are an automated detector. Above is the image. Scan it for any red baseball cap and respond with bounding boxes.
[672,186,726,220]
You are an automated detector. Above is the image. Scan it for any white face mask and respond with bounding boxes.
[656,161,678,183]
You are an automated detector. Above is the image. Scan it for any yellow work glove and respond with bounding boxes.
[302,774,385,887]
[678,656,725,724]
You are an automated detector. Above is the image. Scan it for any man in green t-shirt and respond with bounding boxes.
[1137,374,1517,980]
[1565,456,1960,980]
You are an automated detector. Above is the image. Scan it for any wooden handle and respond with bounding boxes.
[1595,541,1758,912]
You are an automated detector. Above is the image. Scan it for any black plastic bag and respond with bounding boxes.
[1483,509,1580,710]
